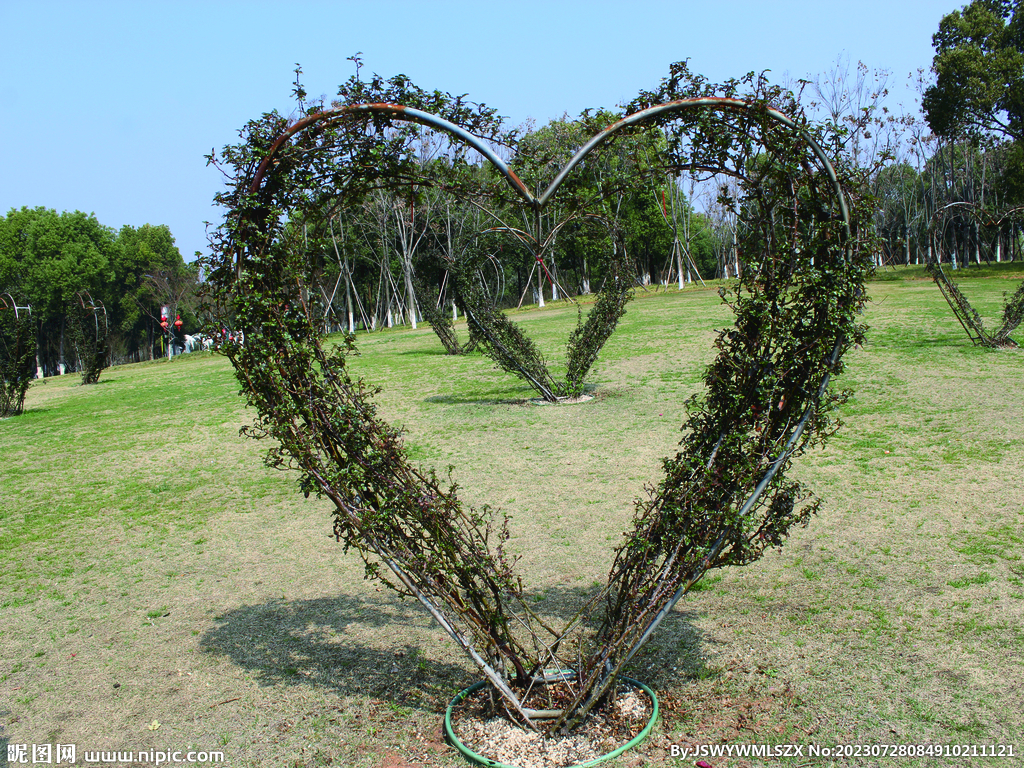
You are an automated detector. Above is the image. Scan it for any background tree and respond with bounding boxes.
[923,0,1024,146]
[874,160,921,264]
[924,0,1024,222]
[115,224,189,361]
[0,209,189,373]
[140,266,199,360]
[0,208,116,376]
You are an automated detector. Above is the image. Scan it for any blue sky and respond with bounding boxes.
[1,0,958,262]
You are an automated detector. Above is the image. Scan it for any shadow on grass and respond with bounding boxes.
[12,407,53,416]
[199,591,471,708]
[869,336,965,349]
[396,349,454,357]
[199,583,712,710]
[423,382,602,406]
[424,390,531,405]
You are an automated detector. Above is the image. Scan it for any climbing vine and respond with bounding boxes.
[202,64,873,735]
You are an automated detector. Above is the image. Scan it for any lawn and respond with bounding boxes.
[1,265,1022,767]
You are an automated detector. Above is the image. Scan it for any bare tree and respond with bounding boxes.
[140,268,197,360]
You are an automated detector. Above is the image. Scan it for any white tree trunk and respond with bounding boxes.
[346,270,355,334]
[58,320,66,373]
[676,243,684,290]
[404,267,418,329]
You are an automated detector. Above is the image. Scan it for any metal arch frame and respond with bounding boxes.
[74,290,108,342]
[541,97,851,240]
[930,201,1024,232]
[249,98,851,245]
[251,103,531,201]
[1,293,32,321]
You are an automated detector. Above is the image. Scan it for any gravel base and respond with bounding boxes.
[450,687,652,768]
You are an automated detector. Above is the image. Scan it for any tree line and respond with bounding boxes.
[0,207,197,377]
[3,0,1020,384]
[874,0,1024,267]
[206,0,1024,343]
[872,128,1024,267]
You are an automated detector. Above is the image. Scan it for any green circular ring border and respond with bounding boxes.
[444,677,659,768]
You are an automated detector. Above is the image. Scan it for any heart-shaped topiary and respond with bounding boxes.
[202,67,873,735]
[928,202,1024,348]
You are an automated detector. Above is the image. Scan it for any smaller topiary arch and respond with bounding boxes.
[0,293,36,417]
[927,202,1024,348]
[68,290,110,384]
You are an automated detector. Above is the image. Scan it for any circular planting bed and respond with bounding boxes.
[445,678,658,768]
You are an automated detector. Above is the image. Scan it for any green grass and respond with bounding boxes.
[948,573,996,589]
[953,526,1024,565]
[1,274,1023,767]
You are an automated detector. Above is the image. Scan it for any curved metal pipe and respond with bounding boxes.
[539,97,850,239]
[250,104,533,204]
[247,98,850,244]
